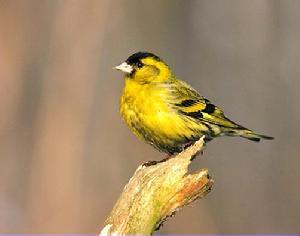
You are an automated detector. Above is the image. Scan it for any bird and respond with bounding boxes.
[115,51,273,155]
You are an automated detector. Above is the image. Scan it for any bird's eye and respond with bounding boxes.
[136,61,143,68]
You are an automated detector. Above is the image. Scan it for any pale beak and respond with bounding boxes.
[114,62,133,74]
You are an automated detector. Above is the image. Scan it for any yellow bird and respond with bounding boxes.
[115,52,273,155]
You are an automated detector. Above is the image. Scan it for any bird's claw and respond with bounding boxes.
[142,160,160,167]
[142,153,173,167]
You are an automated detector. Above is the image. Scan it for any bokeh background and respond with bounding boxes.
[0,0,299,233]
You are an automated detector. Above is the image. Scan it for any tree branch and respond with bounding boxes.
[100,136,213,235]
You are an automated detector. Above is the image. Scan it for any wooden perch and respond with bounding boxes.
[100,136,214,235]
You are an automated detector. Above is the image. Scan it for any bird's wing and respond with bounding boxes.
[170,79,240,129]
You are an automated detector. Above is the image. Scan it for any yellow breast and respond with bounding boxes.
[120,78,204,153]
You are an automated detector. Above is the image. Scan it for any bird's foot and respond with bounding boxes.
[142,153,173,167]
[182,141,195,150]
[142,160,160,167]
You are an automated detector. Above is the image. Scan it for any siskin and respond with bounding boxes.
[115,52,273,155]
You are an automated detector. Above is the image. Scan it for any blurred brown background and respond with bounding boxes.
[0,0,299,233]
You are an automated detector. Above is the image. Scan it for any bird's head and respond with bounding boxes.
[114,52,171,83]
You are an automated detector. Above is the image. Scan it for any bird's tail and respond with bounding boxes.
[224,126,274,142]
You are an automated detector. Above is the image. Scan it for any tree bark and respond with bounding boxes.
[100,136,214,235]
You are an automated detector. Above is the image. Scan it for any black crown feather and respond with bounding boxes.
[126,52,161,65]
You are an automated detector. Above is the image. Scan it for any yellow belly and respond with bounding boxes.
[120,79,207,153]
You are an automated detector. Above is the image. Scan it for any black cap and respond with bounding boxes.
[126,52,161,65]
